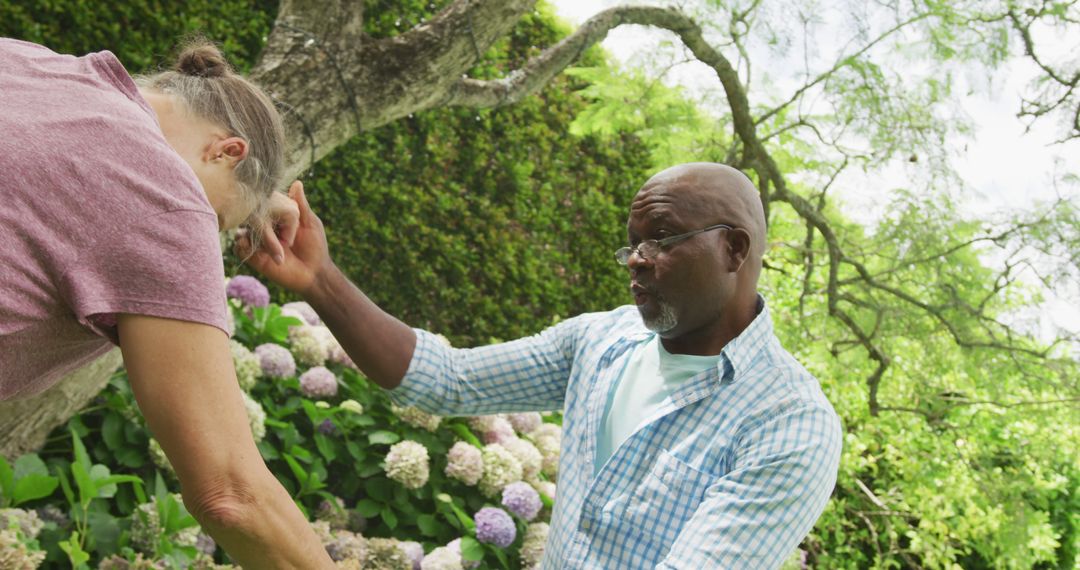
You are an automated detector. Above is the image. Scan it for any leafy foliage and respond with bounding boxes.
[5,297,559,568]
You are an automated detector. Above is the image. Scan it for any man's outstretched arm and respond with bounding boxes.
[240,181,415,389]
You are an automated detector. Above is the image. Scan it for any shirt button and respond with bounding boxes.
[581,519,592,531]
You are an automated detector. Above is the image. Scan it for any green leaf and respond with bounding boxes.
[368,430,400,445]
[364,477,394,500]
[460,536,485,561]
[356,463,383,478]
[380,505,399,529]
[314,434,337,462]
[355,499,382,518]
[449,424,483,448]
[491,546,510,568]
[154,471,168,502]
[89,464,117,498]
[447,500,475,532]
[68,427,97,506]
[55,465,75,506]
[59,532,91,567]
[289,445,314,463]
[282,454,309,487]
[417,513,440,536]
[12,473,59,505]
[346,440,366,462]
[0,455,14,504]
[13,454,49,479]
[86,510,121,557]
[101,414,124,450]
[115,447,147,469]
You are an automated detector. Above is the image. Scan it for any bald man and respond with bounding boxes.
[247,164,842,569]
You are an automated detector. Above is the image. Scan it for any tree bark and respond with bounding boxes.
[0,349,122,461]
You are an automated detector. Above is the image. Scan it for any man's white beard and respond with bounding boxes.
[639,296,678,334]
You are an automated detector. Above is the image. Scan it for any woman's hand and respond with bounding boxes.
[239,180,333,297]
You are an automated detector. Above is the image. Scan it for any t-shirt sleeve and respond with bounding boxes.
[59,208,228,343]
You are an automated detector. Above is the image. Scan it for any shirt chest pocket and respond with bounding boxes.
[621,449,714,547]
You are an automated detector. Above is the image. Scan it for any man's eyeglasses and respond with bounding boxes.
[614,224,734,265]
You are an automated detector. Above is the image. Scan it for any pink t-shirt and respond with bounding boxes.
[0,39,229,400]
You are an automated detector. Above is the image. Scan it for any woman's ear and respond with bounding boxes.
[207,136,248,167]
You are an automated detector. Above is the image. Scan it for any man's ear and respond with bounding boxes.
[207,136,248,167]
[725,228,752,272]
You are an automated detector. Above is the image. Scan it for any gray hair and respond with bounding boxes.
[136,39,286,246]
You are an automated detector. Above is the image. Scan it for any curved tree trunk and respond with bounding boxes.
[0,349,123,461]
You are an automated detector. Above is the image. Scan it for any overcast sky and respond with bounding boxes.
[548,0,1079,340]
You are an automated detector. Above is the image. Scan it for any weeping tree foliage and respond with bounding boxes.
[2,0,1079,567]
[556,1,1080,567]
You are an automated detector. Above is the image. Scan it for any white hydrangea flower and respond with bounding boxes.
[530,431,561,480]
[529,422,562,442]
[282,301,321,325]
[520,522,550,568]
[467,414,506,434]
[507,412,543,434]
[0,508,43,540]
[242,391,267,441]
[290,325,329,367]
[391,404,443,432]
[130,495,199,554]
[531,479,557,522]
[444,441,484,486]
[419,546,463,570]
[481,416,516,445]
[0,528,45,569]
[501,437,543,480]
[340,399,364,415]
[230,340,262,391]
[385,440,430,489]
[479,443,523,499]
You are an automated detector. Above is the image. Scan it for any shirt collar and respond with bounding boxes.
[617,294,774,384]
[719,294,773,383]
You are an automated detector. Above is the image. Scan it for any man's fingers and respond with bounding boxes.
[260,223,285,265]
[234,228,253,258]
[280,213,299,247]
[289,180,315,225]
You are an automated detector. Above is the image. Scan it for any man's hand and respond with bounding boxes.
[256,191,300,265]
[239,180,332,296]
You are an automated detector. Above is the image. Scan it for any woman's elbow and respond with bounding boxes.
[182,474,261,533]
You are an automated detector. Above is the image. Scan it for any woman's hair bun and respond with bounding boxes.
[174,41,231,78]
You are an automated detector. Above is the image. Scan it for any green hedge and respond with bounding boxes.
[1,0,651,346]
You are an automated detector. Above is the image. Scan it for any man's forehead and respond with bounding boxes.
[631,177,716,221]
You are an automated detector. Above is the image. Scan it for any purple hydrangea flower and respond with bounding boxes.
[299,366,338,399]
[318,419,337,436]
[226,275,270,307]
[399,540,424,570]
[501,481,542,521]
[282,301,321,325]
[255,343,296,378]
[473,507,516,548]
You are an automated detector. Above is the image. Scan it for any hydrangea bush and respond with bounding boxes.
[3,288,562,569]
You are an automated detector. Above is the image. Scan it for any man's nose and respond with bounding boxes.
[626,248,651,271]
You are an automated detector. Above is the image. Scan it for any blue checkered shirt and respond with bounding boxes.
[390,298,842,569]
